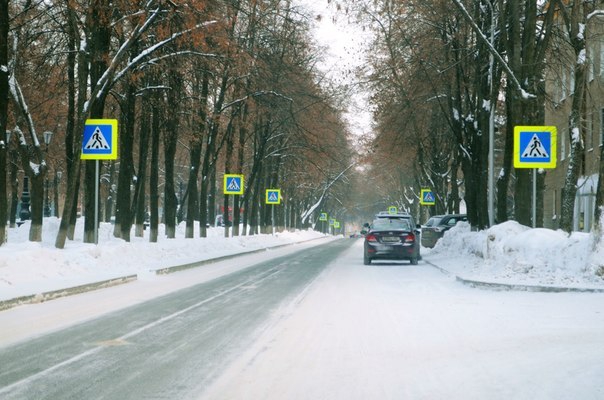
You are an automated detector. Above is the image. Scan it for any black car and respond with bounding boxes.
[363,218,420,265]
[421,214,467,248]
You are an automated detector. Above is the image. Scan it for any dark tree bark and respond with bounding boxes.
[133,103,151,237]
[0,0,7,244]
[185,68,209,238]
[149,104,161,243]
[163,73,182,239]
[83,0,112,243]
[113,79,137,241]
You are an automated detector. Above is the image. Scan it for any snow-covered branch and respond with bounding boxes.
[450,0,535,99]
[300,162,356,224]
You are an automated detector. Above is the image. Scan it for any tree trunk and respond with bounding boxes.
[163,75,181,239]
[113,81,136,241]
[103,161,115,223]
[593,142,604,241]
[559,3,587,233]
[186,67,209,238]
[84,0,111,243]
[149,105,160,243]
[223,114,236,237]
[133,101,150,237]
[9,151,18,228]
[200,67,229,237]
[0,0,7,245]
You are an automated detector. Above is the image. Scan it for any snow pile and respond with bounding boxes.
[428,220,604,288]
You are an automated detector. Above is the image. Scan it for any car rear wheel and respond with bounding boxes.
[363,253,371,265]
[410,257,418,265]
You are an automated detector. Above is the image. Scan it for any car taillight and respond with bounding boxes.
[405,233,415,243]
[366,234,377,242]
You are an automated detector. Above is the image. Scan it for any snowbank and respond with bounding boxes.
[427,220,604,289]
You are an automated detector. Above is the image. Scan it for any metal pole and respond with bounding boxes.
[95,160,99,244]
[532,168,537,228]
[488,1,495,227]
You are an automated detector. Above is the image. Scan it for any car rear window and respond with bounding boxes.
[372,219,411,231]
[424,217,443,227]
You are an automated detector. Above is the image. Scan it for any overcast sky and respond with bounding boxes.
[296,0,374,139]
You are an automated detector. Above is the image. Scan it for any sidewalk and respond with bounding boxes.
[0,231,333,312]
[424,256,604,294]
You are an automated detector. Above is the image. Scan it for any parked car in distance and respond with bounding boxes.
[364,218,420,265]
[421,214,467,248]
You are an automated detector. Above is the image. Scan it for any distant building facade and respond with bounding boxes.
[543,12,604,232]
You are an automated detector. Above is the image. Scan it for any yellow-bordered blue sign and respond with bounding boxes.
[266,189,281,204]
[82,119,118,160]
[329,218,335,226]
[514,126,557,169]
[224,174,244,195]
[334,220,340,229]
[420,189,435,206]
[388,206,398,214]
[319,212,328,221]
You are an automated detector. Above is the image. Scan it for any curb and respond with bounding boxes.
[152,237,326,275]
[423,260,604,293]
[0,235,331,311]
[0,275,137,312]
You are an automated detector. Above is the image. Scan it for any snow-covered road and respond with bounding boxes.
[201,239,604,400]
[1,237,603,399]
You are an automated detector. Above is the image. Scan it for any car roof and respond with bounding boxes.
[375,212,412,218]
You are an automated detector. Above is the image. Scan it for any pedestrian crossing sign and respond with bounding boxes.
[224,174,244,195]
[420,189,435,206]
[82,119,118,160]
[388,206,398,214]
[266,189,281,204]
[514,126,557,169]
[319,212,328,222]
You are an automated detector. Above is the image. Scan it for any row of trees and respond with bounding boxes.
[0,0,358,247]
[355,0,604,234]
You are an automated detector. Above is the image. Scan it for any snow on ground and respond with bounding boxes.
[1,218,604,304]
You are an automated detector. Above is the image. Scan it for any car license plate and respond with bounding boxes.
[382,236,399,243]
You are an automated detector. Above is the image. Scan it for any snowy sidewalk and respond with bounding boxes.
[423,221,604,293]
[0,220,332,310]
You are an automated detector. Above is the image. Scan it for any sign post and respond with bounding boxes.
[514,126,557,227]
[319,212,328,234]
[81,119,118,244]
[265,189,281,235]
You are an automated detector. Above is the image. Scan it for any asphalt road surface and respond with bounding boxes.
[0,239,353,399]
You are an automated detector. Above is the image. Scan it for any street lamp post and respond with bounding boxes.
[54,170,62,217]
[43,131,53,217]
